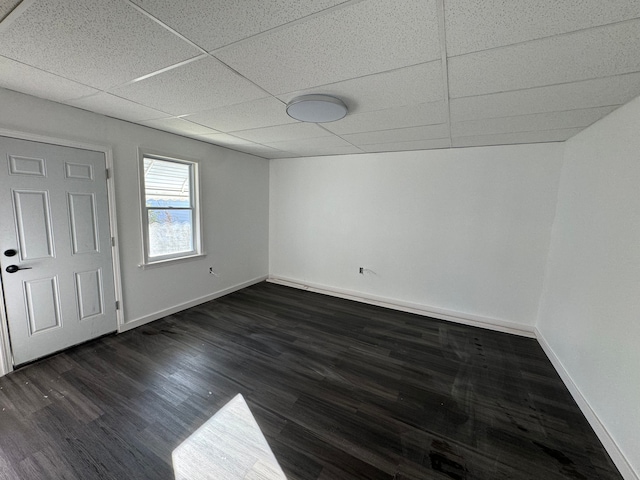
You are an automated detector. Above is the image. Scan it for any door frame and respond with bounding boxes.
[0,128,124,376]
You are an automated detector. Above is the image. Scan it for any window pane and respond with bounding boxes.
[148,209,193,257]
[144,158,191,208]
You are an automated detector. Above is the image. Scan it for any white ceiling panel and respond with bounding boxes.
[214,0,440,94]
[129,0,349,51]
[276,145,364,157]
[193,133,256,146]
[0,0,200,90]
[324,102,447,135]
[0,0,21,21]
[445,0,640,56]
[0,55,99,102]
[232,122,330,144]
[263,151,301,159]
[361,138,451,153]
[228,143,284,158]
[452,129,583,148]
[263,135,364,156]
[451,106,619,138]
[450,73,640,122]
[263,135,355,151]
[139,117,219,136]
[449,20,640,98]
[185,97,293,132]
[65,93,168,122]
[277,61,444,116]
[111,57,268,116]
[343,125,449,146]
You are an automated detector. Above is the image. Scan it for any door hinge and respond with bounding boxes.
[111,236,115,247]
[106,168,110,179]
[115,300,120,310]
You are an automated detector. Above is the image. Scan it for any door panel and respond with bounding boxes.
[8,155,46,176]
[24,276,62,333]
[75,269,104,319]
[68,192,99,254]
[64,162,93,180]
[0,136,117,365]
[13,189,55,259]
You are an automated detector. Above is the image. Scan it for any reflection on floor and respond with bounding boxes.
[0,282,624,479]
[173,394,286,479]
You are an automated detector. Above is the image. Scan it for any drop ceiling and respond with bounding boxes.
[1,0,640,159]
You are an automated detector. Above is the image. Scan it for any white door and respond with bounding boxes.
[0,136,117,366]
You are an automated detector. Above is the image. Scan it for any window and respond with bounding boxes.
[139,151,202,266]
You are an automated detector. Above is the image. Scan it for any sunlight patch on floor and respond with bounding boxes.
[172,394,287,480]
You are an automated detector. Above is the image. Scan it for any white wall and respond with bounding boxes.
[537,96,640,479]
[270,144,563,332]
[0,88,269,347]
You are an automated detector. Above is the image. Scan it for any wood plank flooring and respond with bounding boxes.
[0,282,623,479]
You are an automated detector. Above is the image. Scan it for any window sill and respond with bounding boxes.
[138,252,206,269]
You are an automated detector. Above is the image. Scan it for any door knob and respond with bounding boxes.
[3,249,17,257]
[5,265,32,273]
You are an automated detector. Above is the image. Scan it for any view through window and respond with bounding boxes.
[141,155,200,263]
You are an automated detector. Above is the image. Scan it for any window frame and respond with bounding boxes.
[137,148,204,268]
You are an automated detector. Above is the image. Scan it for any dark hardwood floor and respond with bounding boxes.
[0,282,622,479]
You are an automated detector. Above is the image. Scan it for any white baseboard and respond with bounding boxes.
[119,275,268,333]
[267,276,535,338]
[535,328,638,480]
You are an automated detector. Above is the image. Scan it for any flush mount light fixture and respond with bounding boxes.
[286,94,348,123]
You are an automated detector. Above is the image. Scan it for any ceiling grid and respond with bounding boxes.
[0,0,638,158]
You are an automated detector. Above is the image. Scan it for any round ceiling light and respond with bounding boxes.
[286,95,348,123]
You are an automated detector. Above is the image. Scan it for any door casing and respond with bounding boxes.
[0,128,124,376]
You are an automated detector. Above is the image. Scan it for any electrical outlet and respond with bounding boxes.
[359,267,364,274]
[209,267,218,276]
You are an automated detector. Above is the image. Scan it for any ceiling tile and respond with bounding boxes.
[342,125,449,146]
[111,56,267,116]
[276,145,364,157]
[451,106,618,137]
[139,117,219,136]
[450,73,640,122]
[445,0,640,56]
[0,0,21,21]
[451,128,583,148]
[261,151,302,159]
[192,133,256,146]
[214,0,440,94]
[360,138,451,153]
[263,135,354,151]
[262,135,364,156]
[65,93,168,122]
[227,143,282,158]
[0,55,99,102]
[277,61,444,115]
[324,102,447,135]
[448,20,640,98]
[185,97,293,132]
[0,0,200,89]
[231,122,330,143]
[129,0,349,51]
